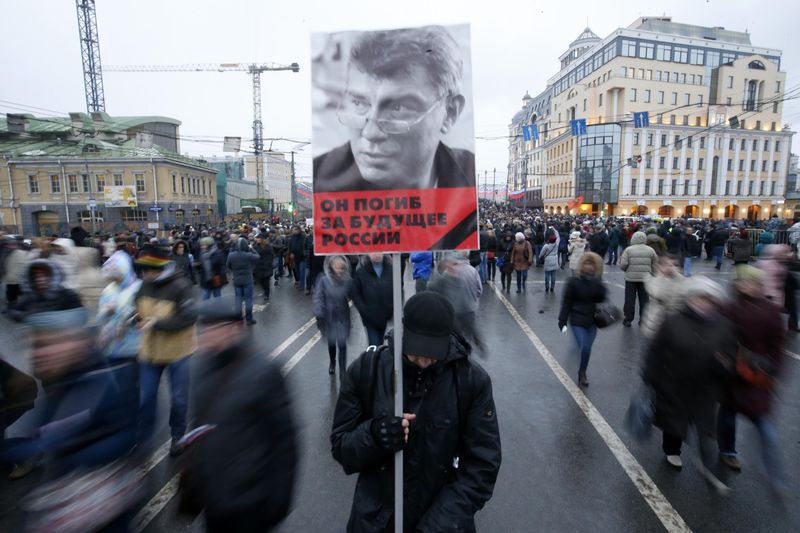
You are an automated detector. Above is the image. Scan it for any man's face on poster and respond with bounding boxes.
[342,65,464,188]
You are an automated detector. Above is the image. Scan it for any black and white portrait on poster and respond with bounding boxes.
[311,24,479,254]
[311,24,475,193]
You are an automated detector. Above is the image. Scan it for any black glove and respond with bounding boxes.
[558,321,567,331]
[370,416,405,452]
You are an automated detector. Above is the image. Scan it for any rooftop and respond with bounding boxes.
[629,16,752,45]
[0,112,181,136]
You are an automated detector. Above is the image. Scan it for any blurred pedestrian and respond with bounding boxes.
[135,244,198,455]
[10,260,82,322]
[314,256,352,380]
[717,266,788,493]
[681,227,702,277]
[730,229,752,266]
[643,278,734,493]
[498,231,515,292]
[254,232,275,303]
[171,240,196,284]
[180,302,298,532]
[2,239,28,312]
[641,255,688,340]
[620,231,657,327]
[558,252,606,387]
[410,251,433,293]
[351,254,393,347]
[567,230,587,275]
[428,253,484,353]
[331,291,501,532]
[197,236,226,300]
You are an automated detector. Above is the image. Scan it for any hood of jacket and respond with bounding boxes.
[102,250,137,290]
[323,255,351,284]
[52,237,76,253]
[630,231,647,246]
[22,259,65,295]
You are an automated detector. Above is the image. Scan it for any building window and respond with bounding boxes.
[697,179,703,195]
[645,179,651,195]
[658,179,664,195]
[656,44,671,61]
[643,89,651,103]
[760,181,766,196]
[737,181,743,195]
[699,158,704,170]
[82,174,90,193]
[726,97,732,106]
[670,115,676,125]
[729,139,735,151]
[121,208,148,222]
[745,80,758,111]
[683,115,689,126]
[172,174,177,193]
[738,160,744,171]
[113,173,124,186]
[686,157,692,170]
[673,46,688,63]
[753,139,758,151]
[639,42,654,59]
[700,137,705,149]
[763,140,769,152]
[671,72,679,83]
[725,180,731,195]
[748,181,754,195]
[727,159,733,171]
[697,94,703,106]
[659,156,666,169]
[657,91,664,104]
[68,174,78,193]
[684,93,691,105]
[96,174,105,192]
[762,160,767,172]
[647,133,654,146]
[630,88,637,102]
[633,133,640,145]
[679,73,686,84]
[771,181,777,196]
[773,160,778,172]
[646,154,652,168]
[695,117,702,127]
[671,180,677,195]
[202,179,206,196]
[583,98,587,111]
[727,76,734,89]
[181,176,186,194]
[776,141,781,152]
[684,181,690,195]
[622,40,637,57]
[672,157,679,170]
[630,179,637,195]
[776,81,781,94]
[135,173,146,194]
[750,160,756,172]
[690,49,704,65]
[675,135,682,148]
[661,134,667,147]
[28,175,39,194]
[598,93,603,107]
[741,139,746,151]
[671,92,677,105]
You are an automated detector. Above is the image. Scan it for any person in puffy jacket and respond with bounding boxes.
[50,238,80,290]
[539,228,560,293]
[641,255,688,340]
[567,231,587,274]
[314,256,352,380]
[226,238,260,325]
[729,230,752,265]
[331,292,501,532]
[558,252,606,387]
[619,231,657,327]
[409,252,434,293]
[510,232,533,293]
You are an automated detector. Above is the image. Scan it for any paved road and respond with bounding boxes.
[1,260,798,532]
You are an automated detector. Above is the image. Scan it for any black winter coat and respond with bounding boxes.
[253,241,275,277]
[192,341,298,525]
[643,306,735,438]
[558,275,606,328]
[288,234,306,262]
[588,232,609,257]
[331,334,501,532]
[351,257,393,329]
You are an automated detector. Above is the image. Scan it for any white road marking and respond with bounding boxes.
[785,350,800,361]
[136,440,171,477]
[492,284,692,533]
[132,322,325,532]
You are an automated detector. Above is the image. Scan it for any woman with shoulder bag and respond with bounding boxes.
[558,252,606,386]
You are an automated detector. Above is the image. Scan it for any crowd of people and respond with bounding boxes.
[0,200,795,530]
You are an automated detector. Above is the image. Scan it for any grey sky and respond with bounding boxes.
[2,0,797,186]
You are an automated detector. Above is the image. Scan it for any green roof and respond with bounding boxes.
[0,112,181,135]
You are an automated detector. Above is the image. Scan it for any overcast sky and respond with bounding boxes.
[2,0,798,185]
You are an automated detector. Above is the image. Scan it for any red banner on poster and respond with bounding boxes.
[314,187,477,254]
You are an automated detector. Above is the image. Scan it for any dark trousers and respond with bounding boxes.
[662,431,683,455]
[364,322,386,347]
[328,339,348,381]
[257,273,271,300]
[623,281,649,322]
[607,246,619,264]
[5,283,19,309]
[501,270,512,290]
[488,258,497,280]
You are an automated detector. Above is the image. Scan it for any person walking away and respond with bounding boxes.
[510,232,533,293]
[665,224,684,256]
[642,278,735,492]
[754,230,774,257]
[227,237,260,325]
[607,224,621,265]
[558,252,606,386]
[619,231,657,327]
[288,226,307,291]
[681,227,702,277]
[254,232,275,303]
[351,253,393,347]
[486,224,498,280]
[557,227,569,269]
[314,256,352,380]
[645,228,667,257]
[716,266,788,493]
[331,291,501,532]
[641,255,688,340]
[50,238,80,291]
[709,225,730,270]
[730,229,752,266]
[269,229,286,286]
[478,224,489,283]
[427,253,484,353]
[171,240,196,284]
[185,301,298,532]
[539,228,560,293]
[498,231,515,292]
[410,251,433,293]
[567,230,587,276]
[135,244,198,455]
[588,224,610,262]
[197,237,226,300]
[533,223,545,267]
[757,244,791,310]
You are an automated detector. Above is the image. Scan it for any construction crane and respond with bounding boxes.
[103,62,300,199]
[76,0,106,112]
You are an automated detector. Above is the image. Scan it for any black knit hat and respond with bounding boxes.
[402,292,454,359]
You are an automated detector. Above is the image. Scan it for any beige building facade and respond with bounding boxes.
[508,17,794,220]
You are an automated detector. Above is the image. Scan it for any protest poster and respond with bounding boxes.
[310,24,478,254]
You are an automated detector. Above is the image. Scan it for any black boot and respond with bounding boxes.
[329,356,336,375]
[578,371,589,387]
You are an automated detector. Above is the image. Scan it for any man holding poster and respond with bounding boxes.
[311,24,478,254]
